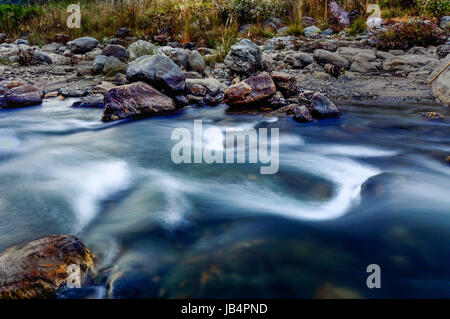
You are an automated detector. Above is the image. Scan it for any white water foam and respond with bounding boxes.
[59,160,131,229]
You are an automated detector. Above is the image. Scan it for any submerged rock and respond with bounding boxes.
[310,92,340,118]
[224,74,276,106]
[72,94,104,108]
[102,82,176,122]
[126,55,185,93]
[0,235,94,299]
[224,39,262,75]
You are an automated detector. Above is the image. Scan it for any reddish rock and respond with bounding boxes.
[224,74,276,106]
[270,71,298,97]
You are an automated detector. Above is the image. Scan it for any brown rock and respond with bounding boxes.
[0,235,94,299]
[224,74,276,106]
[270,71,298,97]
[102,82,176,122]
[293,105,314,123]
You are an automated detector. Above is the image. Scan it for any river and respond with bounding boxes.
[0,98,449,298]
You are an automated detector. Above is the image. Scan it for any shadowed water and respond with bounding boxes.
[0,98,449,298]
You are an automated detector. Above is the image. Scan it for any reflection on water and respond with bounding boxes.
[0,98,449,298]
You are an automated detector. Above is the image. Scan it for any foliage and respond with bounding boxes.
[286,23,304,36]
[0,3,41,31]
[348,16,366,35]
[416,0,450,17]
[377,19,446,50]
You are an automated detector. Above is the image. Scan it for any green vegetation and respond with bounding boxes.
[348,16,366,36]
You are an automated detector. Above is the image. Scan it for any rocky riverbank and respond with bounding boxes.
[1,26,449,124]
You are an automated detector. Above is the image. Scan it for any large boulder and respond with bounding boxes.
[67,37,99,54]
[33,50,53,64]
[328,1,349,32]
[102,56,127,75]
[92,55,108,73]
[350,53,381,73]
[310,92,340,118]
[188,50,206,72]
[304,26,321,38]
[432,59,450,106]
[0,235,94,298]
[126,55,185,93]
[314,49,351,69]
[224,39,262,75]
[128,40,162,60]
[102,82,176,122]
[101,44,129,61]
[224,74,276,106]
[284,52,314,68]
[440,16,450,30]
[166,47,190,69]
[270,71,298,97]
[3,84,42,107]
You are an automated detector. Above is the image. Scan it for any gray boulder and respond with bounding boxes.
[128,40,162,60]
[313,49,351,69]
[126,54,185,93]
[102,56,127,75]
[67,37,99,54]
[188,50,206,72]
[166,48,190,69]
[440,16,450,30]
[33,50,53,64]
[101,44,129,61]
[102,82,176,121]
[225,39,262,75]
[304,26,321,38]
[93,55,108,73]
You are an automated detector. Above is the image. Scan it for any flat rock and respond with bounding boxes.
[72,94,105,108]
[4,84,42,107]
[102,81,176,121]
[314,49,351,69]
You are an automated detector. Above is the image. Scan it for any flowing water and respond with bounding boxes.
[0,98,449,298]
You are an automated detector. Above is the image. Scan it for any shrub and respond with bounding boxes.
[348,16,366,35]
[286,23,304,36]
[416,0,450,18]
[0,4,42,32]
[377,19,446,50]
